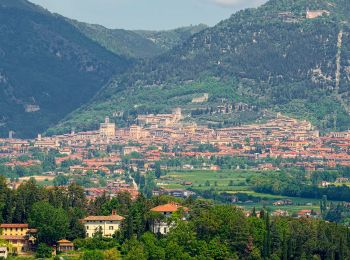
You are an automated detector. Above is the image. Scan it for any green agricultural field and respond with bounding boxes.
[230,191,323,213]
[161,169,262,190]
[159,169,347,215]
[241,203,321,215]
[333,182,350,187]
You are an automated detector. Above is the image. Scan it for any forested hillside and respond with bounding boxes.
[1,176,350,259]
[69,21,208,59]
[135,24,208,51]
[0,0,131,138]
[53,0,350,134]
[68,20,164,59]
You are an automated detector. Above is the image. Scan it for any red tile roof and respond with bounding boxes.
[151,203,189,213]
[58,239,74,245]
[0,224,28,228]
[82,214,124,222]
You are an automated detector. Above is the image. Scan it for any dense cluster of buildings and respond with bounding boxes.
[0,109,348,209]
[0,110,349,177]
[0,109,348,257]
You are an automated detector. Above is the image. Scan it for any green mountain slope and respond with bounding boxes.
[68,20,164,59]
[68,21,208,59]
[135,24,209,51]
[0,0,131,138]
[53,0,350,134]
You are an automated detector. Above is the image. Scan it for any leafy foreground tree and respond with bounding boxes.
[82,248,121,260]
[0,177,349,259]
[103,248,122,260]
[82,250,105,260]
[29,201,69,245]
[117,204,350,260]
[35,243,52,258]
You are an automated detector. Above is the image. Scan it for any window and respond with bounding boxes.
[164,228,167,234]
[86,226,89,230]
[109,226,114,230]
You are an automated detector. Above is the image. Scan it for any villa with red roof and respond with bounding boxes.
[150,203,189,235]
[82,210,124,238]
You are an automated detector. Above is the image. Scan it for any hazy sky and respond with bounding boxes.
[28,0,267,30]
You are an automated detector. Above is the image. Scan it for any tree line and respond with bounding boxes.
[1,175,350,259]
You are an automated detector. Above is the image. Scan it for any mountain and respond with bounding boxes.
[52,0,350,134]
[68,21,208,59]
[0,0,131,138]
[134,24,209,51]
[67,20,163,59]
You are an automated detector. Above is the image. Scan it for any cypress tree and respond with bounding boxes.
[262,213,271,259]
[287,236,293,260]
[252,207,257,217]
[282,230,288,260]
[339,236,345,260]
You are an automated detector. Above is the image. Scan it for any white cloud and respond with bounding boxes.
[204,0,266,8]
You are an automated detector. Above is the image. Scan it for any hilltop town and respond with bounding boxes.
[2,0,350,257]
[1,108,350,258]
[1,108,349,196]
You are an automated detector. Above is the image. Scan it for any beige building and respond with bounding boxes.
[0,224,36,255]
[137,108,182,127]
[82,211,124,238]
[192,93,209,103]
[306,10,330,19]
[129,125,142,140]
[99,117,116,138]
[34,134,59,149]
[123,146,140,156]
